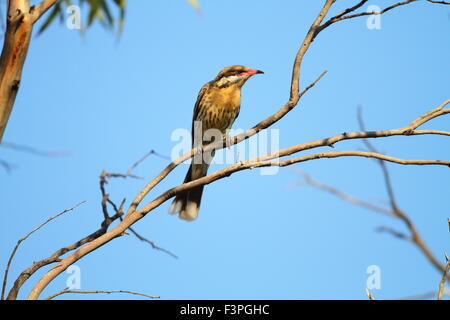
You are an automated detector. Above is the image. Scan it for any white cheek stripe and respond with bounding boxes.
[227,75,241,82]
[217,75,242,86]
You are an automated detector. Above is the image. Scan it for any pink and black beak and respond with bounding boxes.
[243,69,264,76]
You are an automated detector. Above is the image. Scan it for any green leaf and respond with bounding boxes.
[114,0,127,38]
[87,0,102,26]
[100,0,114,27]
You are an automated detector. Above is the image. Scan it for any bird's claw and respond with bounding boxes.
[224,134,233,149]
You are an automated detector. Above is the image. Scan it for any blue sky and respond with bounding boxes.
[1,1,449,300]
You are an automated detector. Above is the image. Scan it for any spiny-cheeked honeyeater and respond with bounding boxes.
[169,65,263,221]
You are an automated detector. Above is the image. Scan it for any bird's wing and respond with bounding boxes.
[192,82,210,123]
[191,82,211,140]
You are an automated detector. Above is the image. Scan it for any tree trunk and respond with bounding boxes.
[0,0,32,142]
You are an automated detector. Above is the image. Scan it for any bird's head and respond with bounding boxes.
[213,65,264,88]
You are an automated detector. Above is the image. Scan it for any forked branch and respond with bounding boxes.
[15,0,449,299]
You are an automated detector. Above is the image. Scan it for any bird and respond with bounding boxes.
[168,65,264,221]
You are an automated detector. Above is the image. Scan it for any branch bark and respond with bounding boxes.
[1,201,85,300]
[437,255,450,300]
[0,0,32,141]
[44,289,159,300]
[292,108,450,282]
[29,0,60,24]
[0,0,61,141]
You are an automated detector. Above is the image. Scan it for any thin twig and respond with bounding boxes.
[120,220,178,259]
[319,0,419,32]
[357,107,448,278]
[30,0,60,24]
[365,288,375,300]
[100,169,177,259]
[290,168,394,217]
[127,149,170,173]
[400,288,449,300]
[44,289,159,300]
[376,226,410,240]
[6,200,122,300]
[427,0,450,4]
[290,107,450,286]
[438,254,450,300]
[0,158,14,173]
[0,141,71,157]
[6,149,169,299]
[1,201,85,300]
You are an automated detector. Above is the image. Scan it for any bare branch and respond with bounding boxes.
[1,201,85,300]
[365,288,375,300]
[44,289,159,300]
[5,197,123,300]
[294,168,450,281]
[332,0,369,21]
[121,222,178,259]
[320,0,418,31]
[410,130,450,137]
[427,0,450,4]
[357,106,402,213]
[29,0,60,24]
[6,145,174,298]
[1,141,71,157]
[289,1,333,98]
[319,0,449,33]
[293,107,450,285]
[100,169,177,259]
[400,288,450,300]
[0,158,14,173]
[358,108,449,278]
[271,150,450,167]
[128,149,170,173]
[376,226,410,240]
[438,254,450,300]
[291,169,394,217]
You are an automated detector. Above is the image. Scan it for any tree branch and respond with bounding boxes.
[44,289,159,300]
[438,255,450,300]
[6,200,122,300]
[427,0,450,4]
[290,107,450,284]
[100,165,177,259]
[0,141,71,157]
[1,201,85,300]
[319,0,418,31]
[30,0,60,24]
[290,169,394,217]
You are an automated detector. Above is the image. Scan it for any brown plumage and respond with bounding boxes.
[169,65,263,221]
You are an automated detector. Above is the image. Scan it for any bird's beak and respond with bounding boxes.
[247,69,264,76]
[241,69,264,77]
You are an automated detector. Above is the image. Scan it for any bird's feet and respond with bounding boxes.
[223,134,233,150]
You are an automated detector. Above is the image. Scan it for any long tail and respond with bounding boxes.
[168,162,209,221]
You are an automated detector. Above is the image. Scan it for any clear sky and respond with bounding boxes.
[1,1,449,300]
